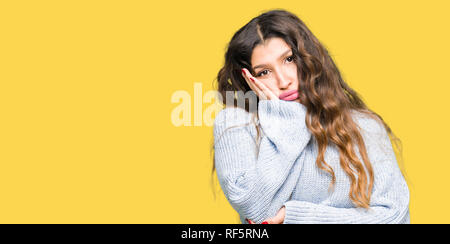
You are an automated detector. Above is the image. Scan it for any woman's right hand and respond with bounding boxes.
[241,68,279,101]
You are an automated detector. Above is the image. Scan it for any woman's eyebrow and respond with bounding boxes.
[252,49,292,70]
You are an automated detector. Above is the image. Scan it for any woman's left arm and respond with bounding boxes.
[282,162,410,224]
[281,117,410,224]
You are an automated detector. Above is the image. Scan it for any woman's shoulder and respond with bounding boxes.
[351,110,388,137]
[213,106,258,146]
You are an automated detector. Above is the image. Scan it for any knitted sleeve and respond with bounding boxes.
[213,99,311,224]
[282,115,410,224]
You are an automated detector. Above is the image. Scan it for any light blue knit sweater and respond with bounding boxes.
[213,99,410,224]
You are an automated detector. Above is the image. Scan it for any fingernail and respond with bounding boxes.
[241,69,245,75]
[261,221,268,224]
[249,77,255,82]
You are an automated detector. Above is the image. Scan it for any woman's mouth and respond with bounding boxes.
[279,90,299,101]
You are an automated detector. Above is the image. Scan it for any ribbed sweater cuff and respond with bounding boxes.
[283,200,367,224]
[257,99,309,162]
[282,200,409,224]
[258,99,305,121]
[283,201,318,224]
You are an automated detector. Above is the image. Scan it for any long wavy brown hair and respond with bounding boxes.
[211,9,404,209]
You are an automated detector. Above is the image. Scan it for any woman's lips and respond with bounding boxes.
[279,90,299,101]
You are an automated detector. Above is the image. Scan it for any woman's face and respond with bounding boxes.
[250,37,300,102]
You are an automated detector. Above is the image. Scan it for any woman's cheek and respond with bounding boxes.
[262,79,279,91]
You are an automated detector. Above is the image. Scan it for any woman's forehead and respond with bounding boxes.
[251,38,291,68]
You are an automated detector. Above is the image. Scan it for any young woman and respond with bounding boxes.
[212,9,410,224]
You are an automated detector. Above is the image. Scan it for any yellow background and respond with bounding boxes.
[0,0,449,223]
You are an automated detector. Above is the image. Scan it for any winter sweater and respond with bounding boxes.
[213,99,410,224]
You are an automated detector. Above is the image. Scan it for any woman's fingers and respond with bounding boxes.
[246,218,270,224]
[241,68,268,99]
[261,206,286,224]
[241,69,259,97]
[241,69,264,99]
[248,76,270,100]
[241,68,279,100]
[252,76,279,100]
[245,218,255,224]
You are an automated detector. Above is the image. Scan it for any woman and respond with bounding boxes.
[212,9,410,224]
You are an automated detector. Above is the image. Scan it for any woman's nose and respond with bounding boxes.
[277,72,291,89]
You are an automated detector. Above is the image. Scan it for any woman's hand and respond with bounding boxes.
[241,68,279,101]
[246,206,286,224]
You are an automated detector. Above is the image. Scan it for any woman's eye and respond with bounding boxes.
[256,56,294,77]
[256,70,269,77]
[286,55,294,63]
